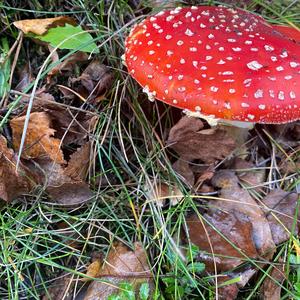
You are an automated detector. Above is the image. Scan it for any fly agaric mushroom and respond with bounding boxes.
[272,24,300,43]
[125,6,300,124]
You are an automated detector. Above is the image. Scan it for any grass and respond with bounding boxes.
[0,0,299,299]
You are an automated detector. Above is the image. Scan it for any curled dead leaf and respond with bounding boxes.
[13,16,76,35]
[167,116,236,164]
[48,51,89,77]
[20,95,98,146]
[64,142,91,181]
[84,242,152,300]
[0,135,35,202]
[33,142,93,206]
[10,112,65,164]
[71,60,114,103]
[84,260,102,282]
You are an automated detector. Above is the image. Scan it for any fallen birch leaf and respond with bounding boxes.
[0,135,35,202]
[167,116,236,163]
[10,112,65,164]
[13,16,76,35]
[84,242,152,300]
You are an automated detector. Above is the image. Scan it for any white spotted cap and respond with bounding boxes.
[125,6,300,123]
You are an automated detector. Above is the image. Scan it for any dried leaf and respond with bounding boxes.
[84,260,102,282]
[233,158,266,194]
[0,135,35,202]
[167,116,236,164]
[13,16,76,35]
[15,63,35,92]
[217,275,239,300]
[35,156,93,206]
[48,51,89,77]
[64,142,91,181]
[10,112,65,163]
[211,170,275,258]
[21,96,98,146]
[72,60,114,103]
[263,189,299,245]
[260,264,286,300]
[47,182,92,205]
[84,242,152,300]
[144,181,183,206]
[42,273,73,300]
[186,210,258,274]
[172,159,194,186]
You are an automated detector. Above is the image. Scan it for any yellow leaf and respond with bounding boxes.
[10,112,65,164]
[13,16,76,36]
[84,260,102,281]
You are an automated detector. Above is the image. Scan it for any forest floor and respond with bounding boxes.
[0,0,299,299]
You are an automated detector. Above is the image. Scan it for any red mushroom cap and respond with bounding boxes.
[125,6,300,123]
[272,24,300,43]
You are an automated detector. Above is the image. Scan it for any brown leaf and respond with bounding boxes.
[167,116,236,164]
[217,275,239,300]
[263,189,299,245]
[15,64,35,92]
[144,181,183,206]
[13,16,76,35]
[211,170,275,258]
[260,264,286,300]
[34,157,93,206]
[186,210,258,274]
[0,135,35,202]
[48,52,89,77]
[84,242,152,300]
[47,182,93,206]
[71,60,114,103]
[64,142,91,181]
[84,260,102,282]
[42,273,73,300]
[20,94,98,146]
[10,112,65,163]
[172,159,194,186]
[233,158,266,189]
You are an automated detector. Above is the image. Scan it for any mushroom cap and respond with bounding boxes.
[125,6,300,124]
[271,24,300,43]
